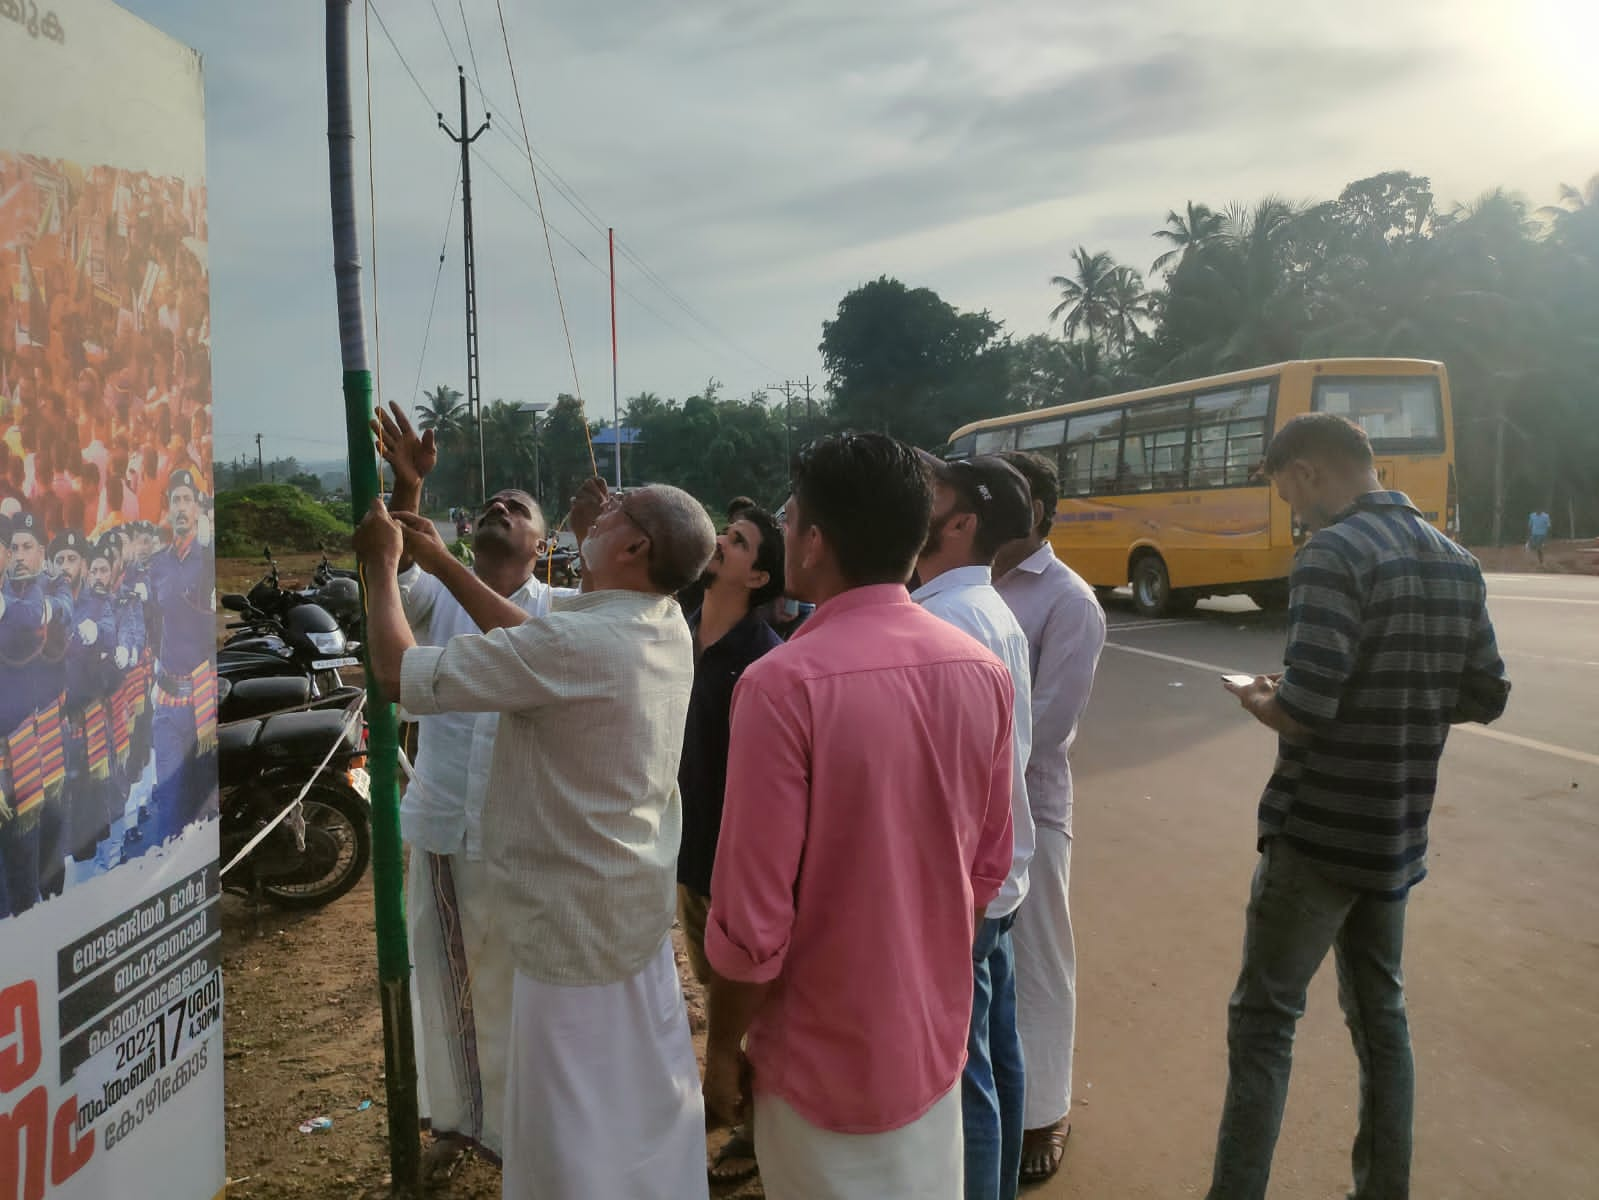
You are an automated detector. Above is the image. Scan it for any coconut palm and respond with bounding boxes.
[1048,247,1118,347]
[1150,202,1225,274]
[1104,266,1155,358]
[415,384,466,436]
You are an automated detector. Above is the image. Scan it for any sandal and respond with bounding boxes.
[708,1126,759,1185]
[1019,1120,1070,1186]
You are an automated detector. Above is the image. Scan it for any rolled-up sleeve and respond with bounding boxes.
[400,619,568,716]
[706,676,809,984]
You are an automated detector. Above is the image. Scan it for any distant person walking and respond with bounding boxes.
[1527,508,1551,566]
[1207,414,1510,1200]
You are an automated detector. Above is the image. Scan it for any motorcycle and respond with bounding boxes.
[219,548,360,697]
[218,701,372,909]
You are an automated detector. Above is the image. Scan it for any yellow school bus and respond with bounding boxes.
[948,358,1457,617]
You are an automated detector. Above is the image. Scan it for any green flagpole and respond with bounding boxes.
[325,2,419,1194]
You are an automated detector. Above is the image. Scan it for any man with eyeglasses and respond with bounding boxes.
[359,443,717,1200]
[372,402,574,1175]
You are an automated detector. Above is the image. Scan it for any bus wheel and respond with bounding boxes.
[1131,554,1177,618]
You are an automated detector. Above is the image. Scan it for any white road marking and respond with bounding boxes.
[1103,640,1599,769]
[1103,619,1193,633]
[1488,596,1599,606]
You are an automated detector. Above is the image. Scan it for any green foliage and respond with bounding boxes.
[215,483,352,558]
[819,276,1011,450]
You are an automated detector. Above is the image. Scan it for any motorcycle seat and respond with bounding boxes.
[256,709,360,763]
[221,676,312,721]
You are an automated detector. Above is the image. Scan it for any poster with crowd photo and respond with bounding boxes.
[0,3,224,1198]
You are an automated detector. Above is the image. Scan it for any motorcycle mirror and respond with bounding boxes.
[220,593,249,612]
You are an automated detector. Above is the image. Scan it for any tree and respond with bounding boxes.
[1104,266,1155,358]
[1048,247,1118,346]
[819,276,1010,449]
[1150,202,1224,274]
[415,385,466,436]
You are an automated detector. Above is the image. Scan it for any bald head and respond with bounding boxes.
[631,485,716,595]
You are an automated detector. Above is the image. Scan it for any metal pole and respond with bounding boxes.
[439,67,490,503]
[609,227,621,488]
[325,4,419,1194]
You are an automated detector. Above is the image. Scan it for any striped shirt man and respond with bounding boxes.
[1262,490,1510,898]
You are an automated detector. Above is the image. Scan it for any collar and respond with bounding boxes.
[1011,542,1055,577]
[910,564,992,603]
[789,583,912,642]
[1335,490,1422,522]
[688,606,766,655]
[171,533,197,560]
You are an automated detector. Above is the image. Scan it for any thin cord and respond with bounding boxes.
[427,0,460,66]
[364,0,383,410]
[456,0,488,106]
[491,0,596,477]
[412,161,463,407]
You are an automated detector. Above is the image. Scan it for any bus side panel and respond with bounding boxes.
[1048,496,1135,587]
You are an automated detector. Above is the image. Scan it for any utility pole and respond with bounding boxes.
[438,67,490,504]
[255,432,264,482]
[802,374,816,441]
[767,380,799,468]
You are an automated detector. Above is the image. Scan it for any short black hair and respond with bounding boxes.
[733,505,786,608]
[791,433,930,587]
[999,450,1059,539]
[726,495,757,521]
[1263,413,1373,475]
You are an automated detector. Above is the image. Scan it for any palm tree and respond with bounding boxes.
[480,400,538,494]
[1150,202,1224,274]
[415,384,466,436]
[1049,247,1118,347]
[1104,266,1155,358]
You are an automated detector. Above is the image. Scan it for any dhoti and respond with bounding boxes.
[502,936,707,1200]
[1013,825,1076,1129]
[753,1080,964,1200]
[407,848,511,1158]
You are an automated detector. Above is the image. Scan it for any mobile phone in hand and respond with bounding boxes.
[1221,673,1258,689]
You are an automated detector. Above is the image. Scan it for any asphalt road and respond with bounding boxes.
[1044,572,1599,1199]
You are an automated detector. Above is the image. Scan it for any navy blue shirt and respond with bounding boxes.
[0,574,48,737]
[675,608,782,897]
[1262,491,1510,897]
[147,538,213,677]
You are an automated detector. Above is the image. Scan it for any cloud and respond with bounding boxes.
[110,0,1594,463]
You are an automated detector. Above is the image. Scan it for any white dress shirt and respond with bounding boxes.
[994,544,1105,837]
[401,589,695,987]
[912,564,1035,918]
[397,563,575,859]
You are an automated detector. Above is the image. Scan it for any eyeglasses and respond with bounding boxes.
[600,491,656,559]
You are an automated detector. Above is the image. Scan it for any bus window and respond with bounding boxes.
[1313,377,1443,452]
[1064,408,1123,495]
[947,433,977,461]
[1121,397,1192,492]
[1018,418,1065,452]
[975,427,1017,454]
[1193,384,1269,487]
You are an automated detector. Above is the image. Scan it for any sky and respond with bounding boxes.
[115,0,1597,464]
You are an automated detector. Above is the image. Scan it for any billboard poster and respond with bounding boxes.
[0,3,224,1198]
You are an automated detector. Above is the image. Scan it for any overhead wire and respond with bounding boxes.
[455,0,489,107]
[411,161,463,408]
[489,0,596,476]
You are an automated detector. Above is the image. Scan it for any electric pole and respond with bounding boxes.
[255,433,264,482]
[438,67,490,503]
[802,374,816,441]
[767,380,799,466]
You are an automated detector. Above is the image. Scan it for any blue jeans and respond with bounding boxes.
[965,912,1024,1200]
[1208,838,1413,1200]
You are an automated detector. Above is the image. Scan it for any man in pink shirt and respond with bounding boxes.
[705,432,1016,1199]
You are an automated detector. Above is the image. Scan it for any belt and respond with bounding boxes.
[156,669,195,698]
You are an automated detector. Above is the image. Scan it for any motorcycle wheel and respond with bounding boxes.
[257,781,372,910]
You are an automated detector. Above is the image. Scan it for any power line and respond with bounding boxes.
[455,0,488,106]
[399,0,774,377]
[411,160,462,408]
[490,0,590,464]
[468,148,732,368]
